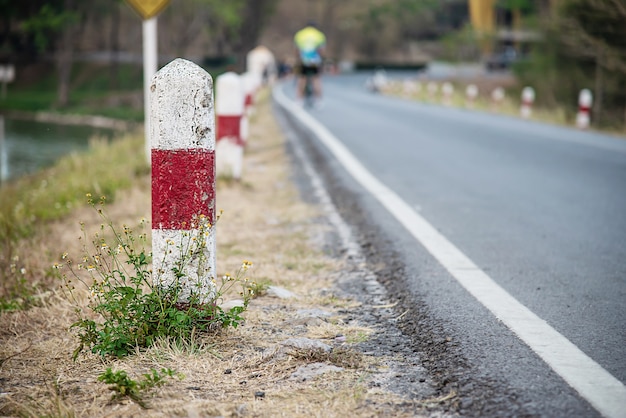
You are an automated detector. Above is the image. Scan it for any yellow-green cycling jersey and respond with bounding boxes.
[294,26,326,66]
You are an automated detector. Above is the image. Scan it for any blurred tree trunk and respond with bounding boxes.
[109,1,121,90]
[234,0,278,72]
[593,49,603,123]
[55,0,80,107]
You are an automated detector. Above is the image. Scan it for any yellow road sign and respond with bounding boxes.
[125,0,171,19]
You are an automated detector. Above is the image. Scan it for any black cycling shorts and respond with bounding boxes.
[299,64,320,76]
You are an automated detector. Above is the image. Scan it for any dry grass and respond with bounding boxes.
[382,77,573,126]
[0,89,426,417]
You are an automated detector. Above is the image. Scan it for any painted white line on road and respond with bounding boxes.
[274,86,626,418]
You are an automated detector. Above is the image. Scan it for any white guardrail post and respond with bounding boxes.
[150,58,216,305]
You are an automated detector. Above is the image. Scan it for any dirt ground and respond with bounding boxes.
[0,90,457,417]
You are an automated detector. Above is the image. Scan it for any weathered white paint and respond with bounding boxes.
[150,59,215,151]
[216,72,245,116]
[465,84,478,108]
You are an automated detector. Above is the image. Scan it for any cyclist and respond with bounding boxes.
[294,22,326,107]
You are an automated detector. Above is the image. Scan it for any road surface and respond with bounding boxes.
[273,72,626,417]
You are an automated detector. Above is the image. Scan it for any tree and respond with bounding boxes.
[515,0,626,128]
[556,0,626,126]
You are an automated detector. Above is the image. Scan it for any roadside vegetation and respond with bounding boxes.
[0,93,435,417]
[0,130,148,311]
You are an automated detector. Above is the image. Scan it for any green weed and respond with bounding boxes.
[59,195,254,359]
[98,367,180,408]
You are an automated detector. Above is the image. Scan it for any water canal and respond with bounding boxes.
[0,116,116,183]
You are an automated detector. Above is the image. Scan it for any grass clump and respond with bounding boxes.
[0,132,149,311]
[59,195,254,359]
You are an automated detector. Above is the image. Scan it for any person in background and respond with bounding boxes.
[293,21,326,107]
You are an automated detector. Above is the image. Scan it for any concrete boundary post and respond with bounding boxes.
[442,82,454,106]
[576,89,593,130]
[491,87,505,110]
[216,72,245,179]
[520,86,535,119]
[150,58,216,305]
[465,84,478,108]
[247,45,276,86]
[242,72,261,117]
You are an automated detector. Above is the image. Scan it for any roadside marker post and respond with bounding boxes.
[246,45,276,86]
[215,72,245,179]
[491,87,505,110]
[576,89,593,130]
[442,82,454,106]
[465,84,478,108]
[242,71,261,118]
[520,86,535,119]
[150,58,216,304]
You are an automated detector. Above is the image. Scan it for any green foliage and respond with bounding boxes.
[514,0,626,129]
[0,133,148,312]
[497,0,534,12]
[0,62,144,118]
[61,197,254,359]
[21,4,79,52]
[98,367,179,407]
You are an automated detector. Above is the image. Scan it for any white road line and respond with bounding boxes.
[273,86,626,418]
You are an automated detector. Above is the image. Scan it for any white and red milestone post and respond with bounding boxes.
[520,86,535,119]
[576,89,593,130]
[150,58,216,305]
[216,72,245,179]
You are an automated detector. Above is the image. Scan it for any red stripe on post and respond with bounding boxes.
[217,115,241,140]
[152,148,215,229]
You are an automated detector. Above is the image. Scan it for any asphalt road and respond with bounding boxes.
[273,72,626,417]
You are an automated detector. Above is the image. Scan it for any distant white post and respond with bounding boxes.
[246,45,276,86]
[441,82,454,106]
[150,58,216,305]
[215,72,245,179]
[243,72,262,116]
[520,87,535,119]
[491,87,505,110]
[576,89,593,130]
[465,84,478,108]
